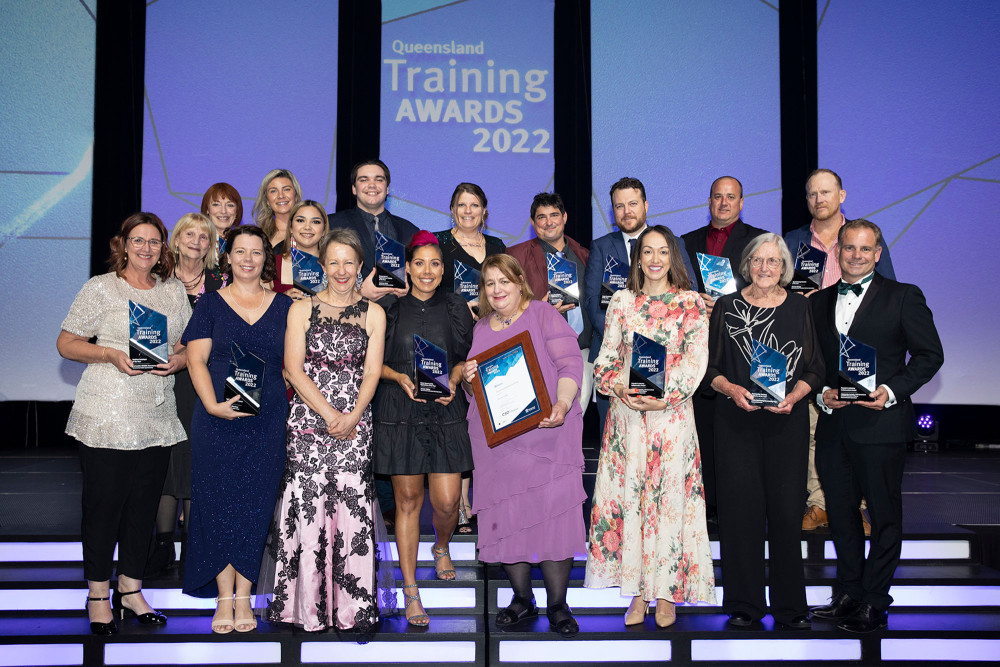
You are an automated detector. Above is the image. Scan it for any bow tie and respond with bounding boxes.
[837,273,872,296]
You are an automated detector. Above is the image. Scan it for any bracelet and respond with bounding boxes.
[101,347,107,362]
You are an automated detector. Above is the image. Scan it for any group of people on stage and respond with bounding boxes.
[58,161,942,639]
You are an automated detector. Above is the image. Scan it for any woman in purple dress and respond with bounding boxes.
[461,254,586,637]
[264,228,393,632]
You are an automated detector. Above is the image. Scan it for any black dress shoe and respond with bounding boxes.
[113,589,167,625]
[810,592,859,620]
[727,611,754,627]
[547,602,579,638]
[777,614,812,629]
[496,595,538,627]
[837,603,887,633]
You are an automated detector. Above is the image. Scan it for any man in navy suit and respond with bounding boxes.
[808,220,943,633]
[582,177,696,436]
[329,159,418,303]
[681,176,768,516]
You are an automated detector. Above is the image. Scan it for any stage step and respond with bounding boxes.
[488,612,1000,665]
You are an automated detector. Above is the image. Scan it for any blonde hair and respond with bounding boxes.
[169,212,218,269]
[476,254,534,321]
[252,169,303,240]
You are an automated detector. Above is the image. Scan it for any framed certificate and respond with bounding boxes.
[470,330,552,448]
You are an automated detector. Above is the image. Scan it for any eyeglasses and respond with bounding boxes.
[750,257,782,268]
[127,236,162,249]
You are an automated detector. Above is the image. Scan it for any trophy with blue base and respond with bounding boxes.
[696,253,737,298]
[749,339,787,406]
[128,300,168,371]
[601,256,628,310]
[374,231,406,289]
[290,247,327,295]
[629,332,665,399]
[546,253,579,306]
[454,260,481,315]
[224,342,265,415]
[413,334,450,399]
[790,242,827,293]
[839,333,877,401]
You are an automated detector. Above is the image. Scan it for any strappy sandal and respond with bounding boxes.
[233,595,257,632]
[457,503,476,534]
[212,595,235,634]
[431,545,456,580]
[403,584,429,627]
[496,594,538,627]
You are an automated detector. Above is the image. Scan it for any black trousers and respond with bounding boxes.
[815,430,905,611]
[692,391,717,510]
[79,444,171,581]
[715,400,809,623]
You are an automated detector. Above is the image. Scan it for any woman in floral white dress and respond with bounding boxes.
[584,225,716,627]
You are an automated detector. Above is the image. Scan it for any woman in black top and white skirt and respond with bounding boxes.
[705,233,825,630]
[374,231,474,626]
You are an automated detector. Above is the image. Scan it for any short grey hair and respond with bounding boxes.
[739,233,794,287]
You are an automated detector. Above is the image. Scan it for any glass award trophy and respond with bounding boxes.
[217,237,227,256]
[290,247,327,295]
[749,339,787,406]
[601,256,628,310]
[128,300,168,371]
[413,335,450,399]
[790,242,827,293]
[696,252,737,298]
[454,260,481,305]
[224,342,265,415]
[374,230,406,289]
[838,333,877,401]
[629,332,666,399]
[545,253,580,306]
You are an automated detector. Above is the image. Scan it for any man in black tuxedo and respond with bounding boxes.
[329,159,418,303]
[681,176,767,514]
[809,220,943,633]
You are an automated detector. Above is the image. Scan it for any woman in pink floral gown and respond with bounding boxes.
[583,225,716,627]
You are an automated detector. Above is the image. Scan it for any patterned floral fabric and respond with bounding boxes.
[264,297,393,632]
[583,288,716,604]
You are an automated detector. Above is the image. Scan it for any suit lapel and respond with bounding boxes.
[849,274,883,335]
[614,232,631,265]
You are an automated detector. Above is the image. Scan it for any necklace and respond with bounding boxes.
[493,307,521,329]
[228,284,266,318]
[174,266,205,289]
[454,230,485,248]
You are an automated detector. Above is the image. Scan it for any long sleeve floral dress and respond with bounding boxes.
[583,287,716,604]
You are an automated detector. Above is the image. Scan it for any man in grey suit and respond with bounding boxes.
[582,177,696,437]
[329,159,418,303]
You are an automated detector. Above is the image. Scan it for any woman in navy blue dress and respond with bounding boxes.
[182,226,292,633]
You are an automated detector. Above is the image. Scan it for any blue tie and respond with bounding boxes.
[557,251,585,336]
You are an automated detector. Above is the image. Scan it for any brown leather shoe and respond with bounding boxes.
[861,509,871,536]
[802,506,829,530]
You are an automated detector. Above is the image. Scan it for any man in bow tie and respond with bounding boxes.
[808,219,943,632]
[785,169,896,534]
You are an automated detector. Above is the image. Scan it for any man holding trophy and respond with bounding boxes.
[809,220,943,633]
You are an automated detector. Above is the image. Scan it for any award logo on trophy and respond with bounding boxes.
[224,342,265,415]
[601,256,628,310]
[629,332,666,399]
[545,253,580,306]
[290,247,328,295]
[696,253,737,298]
[749,339,787,406]
[128,300,168,371]
[374,231,406,289]
[413,335,450,399]
[454,260,481,304]
[839,333,877,401]
[790,242,827,293]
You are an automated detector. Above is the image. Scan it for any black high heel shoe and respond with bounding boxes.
[86,595,118,635]
[113,589,167,625]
